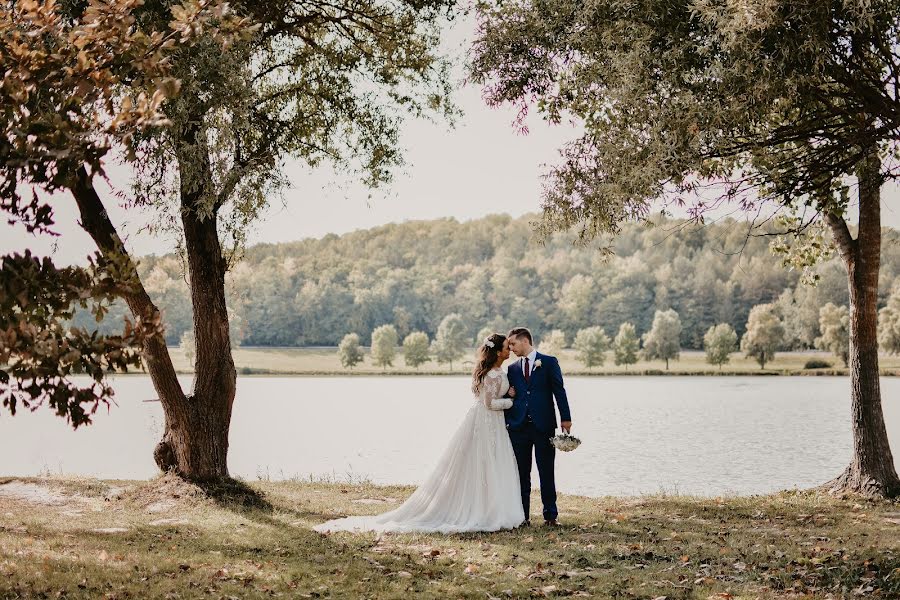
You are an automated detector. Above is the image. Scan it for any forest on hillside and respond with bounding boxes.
[74,213,900,350]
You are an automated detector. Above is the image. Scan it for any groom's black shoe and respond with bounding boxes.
[519,519,531,527]
[543,519,560,527]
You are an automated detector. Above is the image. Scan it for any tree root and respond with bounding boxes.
[821,466,900,500]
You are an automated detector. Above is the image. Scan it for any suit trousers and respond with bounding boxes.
[508,420,557,521]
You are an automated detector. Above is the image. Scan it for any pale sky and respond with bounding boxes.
[3,17,900,263]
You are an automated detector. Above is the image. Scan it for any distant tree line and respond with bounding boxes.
[333,284,900,372]
[76,214,900,355]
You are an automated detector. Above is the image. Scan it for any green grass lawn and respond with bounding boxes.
[1,476,898,599]
[164,346,900,376]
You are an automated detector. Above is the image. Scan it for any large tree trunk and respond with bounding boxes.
[162,207,236,480]
[156,121,237,481]
[824,154,900,498]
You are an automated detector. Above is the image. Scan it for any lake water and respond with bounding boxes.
[1,376,898,497]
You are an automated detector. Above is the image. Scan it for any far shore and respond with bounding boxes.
[146,346,900,377]
[131,368,891,377]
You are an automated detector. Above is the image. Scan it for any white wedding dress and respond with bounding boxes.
[313,368,525,533]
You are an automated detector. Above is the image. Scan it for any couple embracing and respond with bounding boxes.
[314,327,572,534]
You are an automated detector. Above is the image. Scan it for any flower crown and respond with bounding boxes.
[484,337,495,348]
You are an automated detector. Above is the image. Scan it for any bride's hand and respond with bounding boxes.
[508,387,516,398]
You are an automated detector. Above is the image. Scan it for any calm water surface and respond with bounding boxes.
[1,376,898,497]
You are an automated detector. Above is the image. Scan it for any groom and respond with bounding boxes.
[505,327,572,526]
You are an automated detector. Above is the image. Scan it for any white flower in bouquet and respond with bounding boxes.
[550,432,581,452]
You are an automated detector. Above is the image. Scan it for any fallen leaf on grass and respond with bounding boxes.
[530,585,557,597]
[464,564,479,574]
[232,571,254,585]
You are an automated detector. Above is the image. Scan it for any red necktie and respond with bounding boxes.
[524,357,530,383]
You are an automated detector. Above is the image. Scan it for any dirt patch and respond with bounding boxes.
[121,473,209,510]
[352,497,398,505]
[120,473,270,513]
[149,517,190,526]
[105,486,126,499]
[0,481,71,506]
[92,527,130,534]
[146,499,177,513]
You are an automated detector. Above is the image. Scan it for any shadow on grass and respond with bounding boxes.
[196,477,346,527]
[196,477,274,512]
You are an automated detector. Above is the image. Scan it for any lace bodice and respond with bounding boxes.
[479,369,512,410]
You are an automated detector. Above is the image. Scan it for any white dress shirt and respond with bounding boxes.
[522,349,537,376]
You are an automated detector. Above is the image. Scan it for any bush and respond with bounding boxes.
[804,359,832,369]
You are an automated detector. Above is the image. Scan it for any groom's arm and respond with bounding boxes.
[503,364,518,398]
[548,357,571,425]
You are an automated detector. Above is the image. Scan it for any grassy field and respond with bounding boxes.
[0,475,898,599]
[164,346,900,376]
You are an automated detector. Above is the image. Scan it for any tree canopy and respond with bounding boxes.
[704,324,738,370]
[0,0,248,426]
[2,0,460,479]
[470,0,900,496]
[470,0,900,240]
[573,326,610,368]
[741,304,785,369]
[642,309,682,369]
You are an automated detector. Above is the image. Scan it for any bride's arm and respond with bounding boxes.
[484,372,512,410]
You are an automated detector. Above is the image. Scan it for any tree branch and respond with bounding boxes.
[824,210,856,266]
[71,166,187,409]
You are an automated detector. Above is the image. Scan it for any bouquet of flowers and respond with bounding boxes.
[550,432,581,452]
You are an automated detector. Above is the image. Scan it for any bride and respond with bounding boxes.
[313,333,525,533]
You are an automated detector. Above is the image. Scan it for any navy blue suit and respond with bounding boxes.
[505,353,571,521]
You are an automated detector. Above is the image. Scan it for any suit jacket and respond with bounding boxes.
[505,352,571,433]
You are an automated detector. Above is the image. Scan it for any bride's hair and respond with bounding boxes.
[472,333,506,395]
